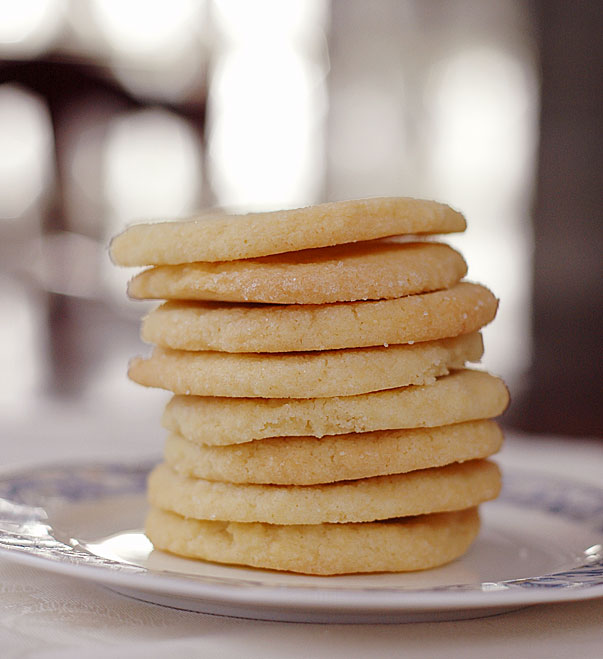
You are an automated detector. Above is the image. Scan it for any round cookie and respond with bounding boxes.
[162,369,510,446]
[148,459,501,524]
[110,197,466,266]
[145,507,480,575]
[164,420,504,485]
[128,333,483,399]
[127,241,467,304]
[142,282,498,353]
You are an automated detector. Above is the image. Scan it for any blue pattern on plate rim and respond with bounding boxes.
[0,461,155,505]
[0,461,602,592]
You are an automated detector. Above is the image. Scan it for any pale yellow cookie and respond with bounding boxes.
[147,459,501,525]
[110,198,466,266]
[128,333,483,399]
[127,241,467,304]
[142,282,497,353]
[145,506,480,575]
[162,369,509,446]
[164,419,503,485]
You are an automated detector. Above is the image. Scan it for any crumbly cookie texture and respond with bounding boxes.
[110,197,466,266]
[163,420,503,485]
[145,507,480,575]
[141,282,498,353]
[128,333,483,399]
[162,369,510,446]
[147,459,501,525]
[127,241,467,304]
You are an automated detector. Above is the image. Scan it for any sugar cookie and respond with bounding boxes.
[148,459,501,525]
[162,369,509,446]
[142,282,497,353]
[128,333,483,398]
[145,507,480,575]
[110,198,466,266]
[127,241,467,304]
[164,419,503,485]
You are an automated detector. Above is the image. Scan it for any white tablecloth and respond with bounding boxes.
[1,397,602,658]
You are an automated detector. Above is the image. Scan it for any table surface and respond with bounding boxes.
[1,396,602,659]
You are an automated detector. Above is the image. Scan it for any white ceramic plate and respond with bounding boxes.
[0,461,601,623]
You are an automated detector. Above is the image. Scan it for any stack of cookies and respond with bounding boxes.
[110,198,509,575]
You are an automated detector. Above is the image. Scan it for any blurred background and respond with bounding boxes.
[0,0,600,450]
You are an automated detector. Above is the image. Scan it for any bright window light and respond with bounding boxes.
[426,45,537,220]
[103,108,203,228]
[208,46,325,209]
[207,0,328,210]
[91,0,202,59]
[212,0,327,44]
[0,85,53,220]
[0,0,65,56]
